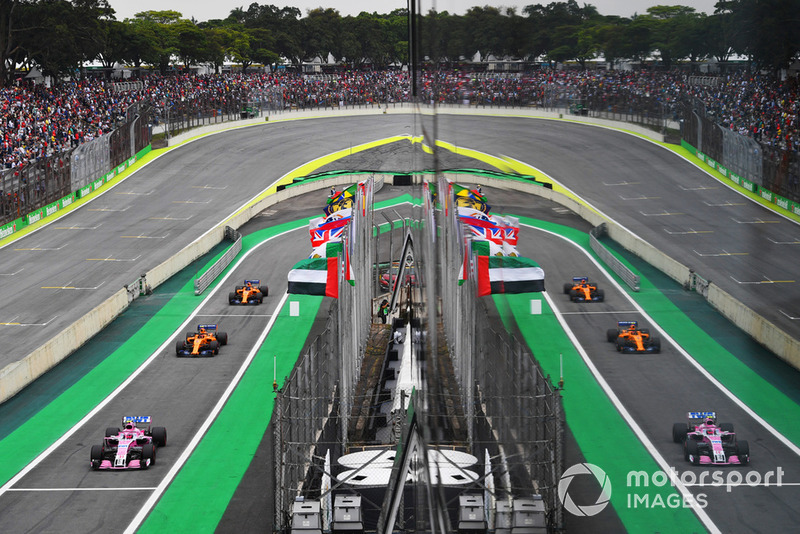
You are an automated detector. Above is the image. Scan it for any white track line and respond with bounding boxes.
[123,291,288,533]
[534,225,722,532]
[0,227,297,505]
[528,223,800,459]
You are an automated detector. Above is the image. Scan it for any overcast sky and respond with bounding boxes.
[107,1,719,22]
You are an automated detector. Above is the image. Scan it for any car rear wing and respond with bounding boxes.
[244,279,260,285]
[618,321,638,329]
[197,324,217,331]
[687,411,716,420]
[122,415,152,425]
[572,277,588,283]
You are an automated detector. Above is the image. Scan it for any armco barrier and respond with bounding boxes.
[194,227,242,295]
[452,173,800,369]
[589,223,639,291]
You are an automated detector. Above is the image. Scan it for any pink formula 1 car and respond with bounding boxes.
[90,416,167,470]
[672,411,749,465]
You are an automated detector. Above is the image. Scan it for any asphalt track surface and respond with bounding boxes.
[1,113,799,533]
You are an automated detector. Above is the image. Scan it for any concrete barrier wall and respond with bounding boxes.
[1,111,793,404]
[456,173,799,368]
[0,288,128,403]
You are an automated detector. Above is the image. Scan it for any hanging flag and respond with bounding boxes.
[288,257,339,297]
[476,255,545,296]
[309,241,343,259]
[344,245,355,286]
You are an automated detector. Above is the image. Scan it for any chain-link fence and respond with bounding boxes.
[682,97,799,203]
[1,104,152,227]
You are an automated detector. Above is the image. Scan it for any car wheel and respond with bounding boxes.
[720,423,734,433]
[209,340,219,355]
[151,427,167,447]
[686,439,700,465]
[217,332,228,345]
[606,329,619,342]
[736,440,750,465]
[141,443,154,469]
[176,339,185,355]
[228,292,237,304]
[673,423,688,443]
[90,444,104,469]
[260,285,269,297]
[651,337,661,353]
[105,427,120,437]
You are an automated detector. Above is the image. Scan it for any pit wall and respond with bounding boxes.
[452,173,800,369]
[2,109,798,403]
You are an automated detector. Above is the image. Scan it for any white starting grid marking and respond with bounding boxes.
[620,194,661,201]
[115,190,154,196]
[0,316,58,327]
[679,185,717,191]
[190,185,228,190]
[53,224,102,230]
[172,199,212,205]
[41,282,106,291]
[703,200,745,207]
[0,268,24,276]
[640,210,684,217]
[6,487,158,492]
[14,242,69,251]
[150,216,193,221]
[665,228,713,235]
[768,237,800,245]
[88,206,130,212]
[120,234,170,239]
[779,310,800,320]
[87,255,142,262]
[693,249,749,257]
[730,275,795,285]
[603,180,640,186]
[731,217,781,224]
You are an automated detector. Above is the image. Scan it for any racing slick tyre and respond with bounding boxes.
[151,427,167,447]
[569,289,579,302]
[720,423,734,433]
[683,439,700,465]
[105,427,120,437]
[228,292,237,304]
[686,439,700,465]
[607,329,619,342]
[217,332,228,345]
[596,288,605,301]
[235,285,244,291]
[736,440,750,465]
[563,283,573,294]
[651,337,661,353]
[90,444,104,469]
[260,285,269,297]
[141,443,155,469]
[673,423,688,443]
[209,340,220,355]
[176,339,186,355]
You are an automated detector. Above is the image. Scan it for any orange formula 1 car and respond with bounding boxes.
[176,324,228,356]
[606,321,661,353]
[563,276,604,302]
[229,279,269,305]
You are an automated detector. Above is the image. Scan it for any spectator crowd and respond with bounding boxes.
[1,68,798,172]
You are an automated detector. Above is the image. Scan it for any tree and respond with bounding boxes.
[129,11,181,74]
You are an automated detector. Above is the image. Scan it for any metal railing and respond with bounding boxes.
[590,223,640,292]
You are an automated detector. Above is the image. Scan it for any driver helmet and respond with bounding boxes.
[246,281,252,288]
[124,421,135,430]
[705,417,715,426]
[580,280,588,287]
[199,327,206,334]
[628,324,637,331]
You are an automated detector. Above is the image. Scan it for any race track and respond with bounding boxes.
[0,112,799,533]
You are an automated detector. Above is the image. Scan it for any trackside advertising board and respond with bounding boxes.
[682,140,800,218]
[2,146,151,240]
